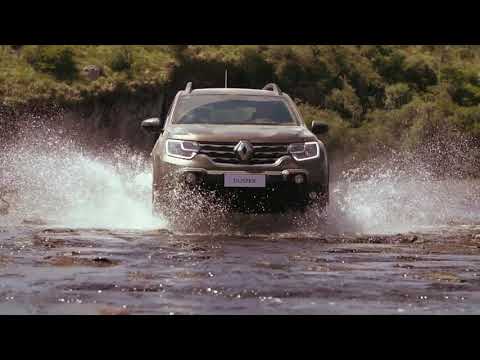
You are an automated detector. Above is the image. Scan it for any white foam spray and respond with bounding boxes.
[326,148,480,234]
[0,120,165,230]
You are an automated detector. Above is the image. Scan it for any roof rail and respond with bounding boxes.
[262,83,282,95]
[185,82,193,94]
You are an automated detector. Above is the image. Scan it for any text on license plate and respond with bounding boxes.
[224,174,266,188]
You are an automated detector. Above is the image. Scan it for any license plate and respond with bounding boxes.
[224,174,266,188]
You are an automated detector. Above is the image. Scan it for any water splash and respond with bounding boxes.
[326,148,480,234]
[0,120,165,230]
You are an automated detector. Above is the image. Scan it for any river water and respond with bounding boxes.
[1,124,480,314]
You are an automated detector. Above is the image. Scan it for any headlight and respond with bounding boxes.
[166,139,199,159]
[288,142,320,161]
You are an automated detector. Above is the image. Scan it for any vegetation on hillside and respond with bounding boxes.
[1,45,479,173]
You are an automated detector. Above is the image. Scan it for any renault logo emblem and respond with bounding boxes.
[234,140,253,162]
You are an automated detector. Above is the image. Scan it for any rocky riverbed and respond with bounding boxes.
[1,221,480,314]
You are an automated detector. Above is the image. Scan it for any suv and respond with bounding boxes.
[141,82,329,214]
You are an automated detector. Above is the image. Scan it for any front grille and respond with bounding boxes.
[198,142,290,165]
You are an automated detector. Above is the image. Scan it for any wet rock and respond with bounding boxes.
[400,235,419,244]
[126,285,161,293]
[22,218,48,226]
[70,283,118,292]
[81,65,104,81]
[92,257,117,265]
[176,270,209,279]
[409,235,419,242]
[394,263,415,269]
[191,246,207,252]
[45,256,79,266]
[472,234,480,241]
[367,236,384,244]
[46,255,120,267]
[128,271,157,281]
[42,228,77,234]
[424,271,467,284]
[32,235,65,248]
[396,255,419,262]
[327,248,358,254]
[98,306,129,315]
[306,265,329,272]
[256,261,290,270]
[0,255,10,266]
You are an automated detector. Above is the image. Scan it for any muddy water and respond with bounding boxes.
[1,222,480,315]
[1,123,480,314]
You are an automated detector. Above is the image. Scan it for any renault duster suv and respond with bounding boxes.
[141,82,329,214]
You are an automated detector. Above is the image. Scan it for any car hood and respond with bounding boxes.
[165,124,317,143]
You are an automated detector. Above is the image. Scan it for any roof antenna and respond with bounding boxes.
[225,69,228,88]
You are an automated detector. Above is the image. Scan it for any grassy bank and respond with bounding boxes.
[1,45,479,175]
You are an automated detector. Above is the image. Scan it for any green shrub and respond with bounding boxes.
[167,45,188,62]
[369,46,406,84]
[238,47,275,88]
[441,65,480,106]
[23,46,77,81]
[403,55,437,90]
[109,46,134,72]
[325,79,362,125]
[384,83,413,109]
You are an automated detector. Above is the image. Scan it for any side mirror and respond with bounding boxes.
[311,121,329,135]
[141,118,163,134]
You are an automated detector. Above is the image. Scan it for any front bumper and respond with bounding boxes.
[155,151,328,189]
[179,167,310,186]
[153,155,329,213]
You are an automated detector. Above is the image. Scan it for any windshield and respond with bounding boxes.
[172,95,298,125]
